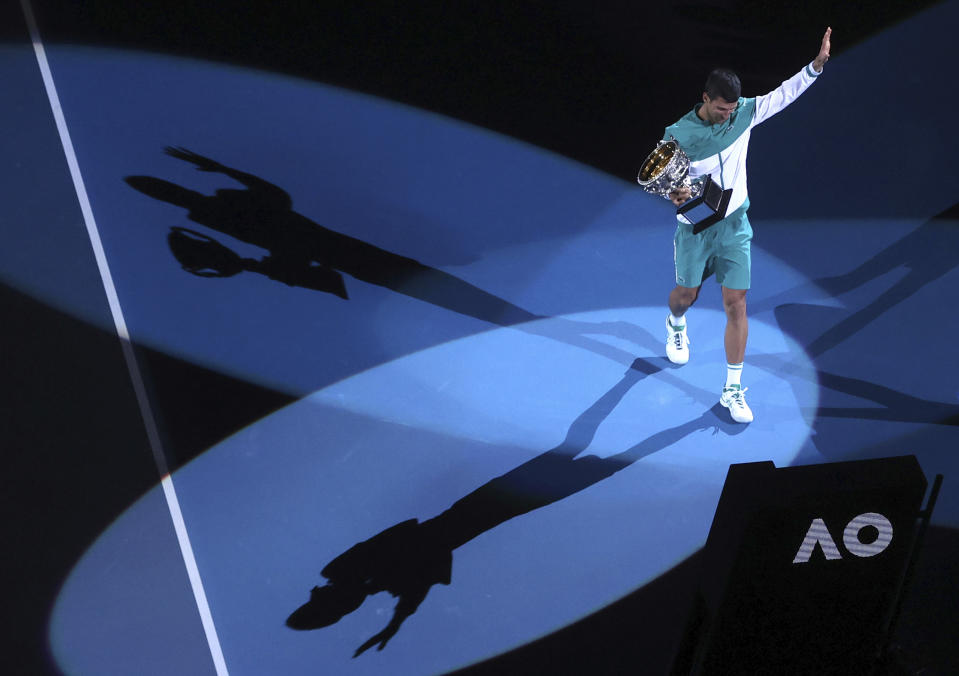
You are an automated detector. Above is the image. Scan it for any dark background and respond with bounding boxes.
[25,0,938,179]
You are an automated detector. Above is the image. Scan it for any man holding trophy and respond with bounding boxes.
[637,28,832,423]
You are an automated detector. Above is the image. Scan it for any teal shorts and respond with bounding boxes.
[673,201,753,290]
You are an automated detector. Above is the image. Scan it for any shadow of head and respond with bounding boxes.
[286,584,367,631]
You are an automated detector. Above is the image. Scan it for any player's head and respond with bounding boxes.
[700,68,741,125]
[704,68,741,102]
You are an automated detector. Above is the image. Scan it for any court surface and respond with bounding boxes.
[4,1,958,674]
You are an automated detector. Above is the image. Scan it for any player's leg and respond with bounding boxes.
[668,223,710,365]
[722,286,748,365]
[715,209,753,422]
[666,284,700,364]
[719,286,752,422]
[669,284,700,318]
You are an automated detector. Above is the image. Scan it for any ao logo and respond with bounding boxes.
[792,512,894,564]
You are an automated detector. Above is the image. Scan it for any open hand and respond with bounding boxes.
[813,27,831,72]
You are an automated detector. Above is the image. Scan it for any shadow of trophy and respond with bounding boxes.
[670,455,941,675]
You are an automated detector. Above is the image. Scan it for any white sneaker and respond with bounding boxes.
[720,385,753,423]
[665,316,689,364]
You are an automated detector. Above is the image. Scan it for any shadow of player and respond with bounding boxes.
[127,147,538,324]
[754,201,959,359]
[126,147,663,366]
[751,202,959,437]
[165,226,349,298]
[286,357,745,656]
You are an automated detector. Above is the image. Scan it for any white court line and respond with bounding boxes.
[19,2,229,674]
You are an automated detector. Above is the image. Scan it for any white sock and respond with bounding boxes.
[726,362,743,388]
[669,313,685,328]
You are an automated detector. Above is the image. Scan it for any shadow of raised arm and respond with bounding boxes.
[286,359,745,656]
[286,518,452,657]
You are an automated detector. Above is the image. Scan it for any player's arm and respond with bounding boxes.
[753,27,831,126]
[812,26,831,73]
[669,164,716,206]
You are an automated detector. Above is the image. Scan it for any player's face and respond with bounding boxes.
[701,95,737,124]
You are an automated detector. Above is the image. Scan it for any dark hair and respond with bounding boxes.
[704,68,741,102]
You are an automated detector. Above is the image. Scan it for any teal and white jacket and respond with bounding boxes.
[663,62,821,224]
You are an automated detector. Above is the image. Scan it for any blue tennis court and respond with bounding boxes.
[4,1,958,673]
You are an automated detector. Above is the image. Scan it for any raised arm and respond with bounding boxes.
[753,27,831,126]
[813,27,832,73]
[164,146,292,209]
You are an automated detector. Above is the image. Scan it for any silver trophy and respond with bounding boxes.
[637,136,731,233]
[636,137,703,200]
